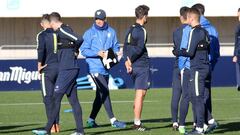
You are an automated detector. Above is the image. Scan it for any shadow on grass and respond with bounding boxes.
[62,118,172,134]
[162,121,194,129]
[92,118,171,129]
[213,121,240,134]
[86,124,171,135]
[0,124,42,134]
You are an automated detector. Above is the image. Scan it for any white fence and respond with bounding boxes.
[0,43,234,59]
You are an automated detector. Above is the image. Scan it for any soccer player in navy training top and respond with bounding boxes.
[80,9,126,129]
[36,14,60,133]
[123,5,150,131]
[173,8,210,134]
[171,7,191,134]
[192,3,219,133]
[33,12,84,135]
[232,8,240,91]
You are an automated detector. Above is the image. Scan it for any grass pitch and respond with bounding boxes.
[0,87,239,135]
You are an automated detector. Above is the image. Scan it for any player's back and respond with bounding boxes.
[124,23,149,68]
[44,28,58,69]
[37,28,58,71]
[56,24,79,70]
[172,24,188,68]
[189,25,210,69]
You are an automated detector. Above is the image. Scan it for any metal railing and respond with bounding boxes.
[0,43,235,50]
[0,45,37,50]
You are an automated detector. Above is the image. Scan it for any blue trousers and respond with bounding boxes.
[171,67,182,123]
[179,68,191,126]
[204,71,213,123]
[190,68,209,128]
[193,68,214,125]
[236,63,240,87]
[41,69,59,125]
[45,69,84,133]
[89,74,115,120]
[171,67,190,124]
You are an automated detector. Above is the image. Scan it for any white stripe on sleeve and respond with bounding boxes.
[60,28,78,41]
[187,28,195,52]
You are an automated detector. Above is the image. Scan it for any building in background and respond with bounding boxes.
[0,0,239,59]
[0,0,239,90]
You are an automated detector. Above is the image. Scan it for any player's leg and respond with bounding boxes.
[133,89,147,128]
[205,71,212,114]
[188,70,207,134]
[33,86,65,135]
[53,73,61,133]
[236,63,240,90]
[96,75,114,118]
[87,86,102,127]
[87,74,104,127]
[45,70,79,132]
[204,71,218,133]
[171,67,182,129]
[204,74,213,122]
[67,83,84,134]
[132,67,150,131]
[58,69,84,134]
[195,71,206,130]
[179,68,191,133]
[42,91,64,133]
[40,71,60,133]
[91,74,126,128]
[47,70,61,133]
[40,72,52,123]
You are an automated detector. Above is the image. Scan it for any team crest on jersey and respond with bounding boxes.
[107,33,111,38]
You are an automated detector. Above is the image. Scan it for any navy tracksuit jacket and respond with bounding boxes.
[171,24,191,125]
[37,28,59,124]
[174,25,210,128]
[45,24,84,133]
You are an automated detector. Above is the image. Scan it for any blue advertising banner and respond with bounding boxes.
[0,57,237,91]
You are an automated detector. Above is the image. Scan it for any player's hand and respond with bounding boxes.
[116,50,123,61]
[172,49,178,56]
[74,52,79,58]
[127,57,132,67]
[125,61,132,74]
[125,57,132,74]
[38,64,47,74]
[233,56,237,63]
[126,66,132,74]
[98,50,106,58]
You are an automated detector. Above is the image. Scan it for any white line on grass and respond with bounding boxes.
[0,100,158,106]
